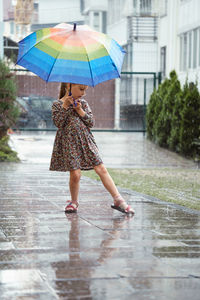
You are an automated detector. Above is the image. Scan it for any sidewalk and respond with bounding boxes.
[0,161,200,300]
[9,131,197,168]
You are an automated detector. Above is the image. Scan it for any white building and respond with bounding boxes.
[107,0,160,109]
[3,0,85,42]
[81,0,108,33]
[32,0,84,31]
[107,0,200,108]
[159,0,200,89]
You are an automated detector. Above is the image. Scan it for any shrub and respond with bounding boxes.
[0,136,19,162]
[153,77,170,144]
[155,70,181,147]
[0,59,20,162]
[146,88,158,140]
[179,82,200,157]
[168,79,188,152]
[0,59,19,139]
[146,70,200,160]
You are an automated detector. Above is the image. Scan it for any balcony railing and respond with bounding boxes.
[128,16,158,42]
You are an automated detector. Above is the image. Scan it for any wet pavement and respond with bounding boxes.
[0,160,200,299]
[9,131,197,168]
[0,132,199,299]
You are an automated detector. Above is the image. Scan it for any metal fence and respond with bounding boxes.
[12,70,161,133]
[119,71,161,131]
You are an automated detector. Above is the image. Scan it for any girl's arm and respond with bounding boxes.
[52,101,71,128]
[79,100,94,128]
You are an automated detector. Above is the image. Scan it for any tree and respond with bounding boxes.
[168,79,188,152]
[0,59,20,162]
[0,59,19,139]
[146,88,158,140]
[155,70,181,147]
[179,82,200,157]
[153,77,170,144]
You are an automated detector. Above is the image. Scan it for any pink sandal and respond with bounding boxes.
[65,201,79,213]
[111,196,135,215]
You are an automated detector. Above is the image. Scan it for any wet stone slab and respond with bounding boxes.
[0,162,200,299]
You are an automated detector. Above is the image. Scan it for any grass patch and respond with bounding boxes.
[83,168,200,211]
[0,136,20,162]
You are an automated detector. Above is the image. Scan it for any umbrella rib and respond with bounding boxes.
[82,35,121,81]
[16,31,52,66]
[17,29,68,69]
[87,34,122,78]
[46,49,61,82]
[46,30,75,82]
[85,52,94,87]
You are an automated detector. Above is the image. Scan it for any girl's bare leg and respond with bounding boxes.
[93,164,119,198]
[69,169,81,203]
[94,164,134,213]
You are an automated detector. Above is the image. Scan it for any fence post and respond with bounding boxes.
[143,78,147,135]
[153,73,156,89]
[158,71,162,85]
[114,78,120,130]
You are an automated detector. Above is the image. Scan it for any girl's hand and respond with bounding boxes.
[62,94,74,109]
[73,99,81,111]
[73,100,86,117]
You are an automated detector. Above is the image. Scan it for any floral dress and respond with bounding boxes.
[49,99,103,172]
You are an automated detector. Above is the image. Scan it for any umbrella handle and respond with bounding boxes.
[69,85,77,107]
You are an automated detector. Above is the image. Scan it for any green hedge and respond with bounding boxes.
[146,70,200,159]
[0,59,20,162]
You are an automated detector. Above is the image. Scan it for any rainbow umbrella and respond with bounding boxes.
[16,23,125,87]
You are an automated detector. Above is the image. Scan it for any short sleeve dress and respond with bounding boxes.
[49,99,103,172]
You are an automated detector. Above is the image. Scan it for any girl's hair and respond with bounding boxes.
[59,82,67,99]
[59,82,88,99]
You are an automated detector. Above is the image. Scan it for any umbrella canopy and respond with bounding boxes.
[16,23,126,87]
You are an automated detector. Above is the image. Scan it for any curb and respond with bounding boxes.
[82,175,200,216]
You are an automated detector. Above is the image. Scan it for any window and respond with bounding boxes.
[102,11,107,33]
[180,36,183,71]
[34,3,38,12]
[193,29,197,68]
[183,33,187,70]
[133,0,137,9]
[140,0,152,16]
[93,12,99,31]
[10,22,14,34]
[180,27,200,71]
[199,28,200,66]
[188,31,192,68]
[160,46,166,77]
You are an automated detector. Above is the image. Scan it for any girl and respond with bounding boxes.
[50,83,135,215]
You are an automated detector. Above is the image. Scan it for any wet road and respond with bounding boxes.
[0,159,200,299]
[9,131,197,168]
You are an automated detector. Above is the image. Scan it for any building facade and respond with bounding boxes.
[107,0,200,129]
[81,0,108,33]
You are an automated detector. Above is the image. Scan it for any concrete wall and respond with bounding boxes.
[108,18,127,45]
[133,42,158,72]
